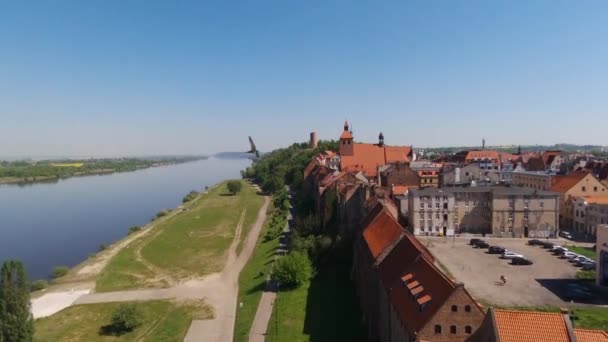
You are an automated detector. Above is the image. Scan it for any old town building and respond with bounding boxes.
[511,170,555,191]
[407,186,559,237]
[597,224,608,287]
[353,205,485,342]
[573,196,608,238]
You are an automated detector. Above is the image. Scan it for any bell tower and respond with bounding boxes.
[339,120,354,156]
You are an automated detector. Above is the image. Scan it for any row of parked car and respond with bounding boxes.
[527,239,596,270]
[469,239,533,265]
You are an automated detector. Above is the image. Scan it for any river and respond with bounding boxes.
[0,155,252,281]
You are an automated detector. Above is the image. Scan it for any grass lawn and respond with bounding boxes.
[566,245,597,259]
[233,203,281,342]
[500,306,608,330]
[34,299,213,342]
[265,244,366,342]
[96,180,264,292]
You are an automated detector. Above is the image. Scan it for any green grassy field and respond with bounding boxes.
[265,246,366,342]
[34,300,213,342]
[233,203,281,342]
[566,245,597,259]
[96,180,264,292]
[500,306,608,330]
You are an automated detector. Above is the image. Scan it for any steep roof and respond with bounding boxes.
[550,171,591,193]
[340,143,411,177]
[542,150,563,165]
[574,329,608,342]
[362,210,404,259]
[492,309,572,342]
[465,150,499,161]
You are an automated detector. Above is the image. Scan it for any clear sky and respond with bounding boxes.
[1,1,607,157]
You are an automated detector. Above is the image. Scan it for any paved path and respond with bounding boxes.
[248,191,293,342]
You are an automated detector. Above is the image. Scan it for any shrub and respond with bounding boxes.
[182,190,199,203]
[576,270,596,281]
[227,180,242,195]
[156,210,170,218]
[128,226,141,235]
[99,244,108,252]
[273,252,314,288]
[52,266,69,278]
[30,279,48,292]
[107,304,143,334]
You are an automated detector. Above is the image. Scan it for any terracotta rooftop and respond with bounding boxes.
[362,209,404,259]
[550,171,591,193]
[392,185,411,196]
[340,143,411,177]
[492,309,572,342]
[574,329,608,342]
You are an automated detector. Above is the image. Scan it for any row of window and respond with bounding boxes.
[420,202,449,209]
[435,325,473,334]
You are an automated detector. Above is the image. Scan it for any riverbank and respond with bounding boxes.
[0,157,207,185]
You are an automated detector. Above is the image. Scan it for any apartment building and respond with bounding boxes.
[511,171,555,191]
[407,186,559,237]
[573,197,608,238]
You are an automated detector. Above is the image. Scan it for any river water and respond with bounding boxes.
[0,156,252,281]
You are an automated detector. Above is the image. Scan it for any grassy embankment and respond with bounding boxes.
[233,201,281,342]
[566,245,597,259]
[265,243,366,342]
[34,300,213,341]
[96,180,264,292]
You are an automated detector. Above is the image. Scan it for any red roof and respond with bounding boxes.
[340,130,353,139]
[362,210,404,259]
[340,143,411,177]
[492,309,571,342]
[550,171,591,193]
[465,150,500,161]
[575,329,608,342]
[542,150,562,165]
[392,185,411,196]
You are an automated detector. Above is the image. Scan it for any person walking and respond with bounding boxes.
[500,275,506,285]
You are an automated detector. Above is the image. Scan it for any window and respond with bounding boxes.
[443,203,448,209]
[582,186,586,192]
[508,226,513,233]
[435,196,440,201]
[435,203,440,209]
[434,325,442,334]
[465,326,472,334]
[524,213,529,220]
[435,213,440,219]
[473,201,477,207]
[420,201,424,209]
[465,305,471,312]
[443,196,448,201]
[509,199,514,208]
[428,220,432,227]
[594,186,598,192]
[428,212,432,219]
[524,199,529,208]
[450,325,457,334]
[465,201,469,207]
[508,213,513,221]
[465,211,469,216]
[427,202,432,209]
[540,201,544,209]
[451,305,458,312]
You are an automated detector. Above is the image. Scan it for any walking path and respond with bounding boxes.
[248,191,293,342]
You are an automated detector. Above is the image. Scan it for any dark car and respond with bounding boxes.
[527,239,542,246]
[511,257,533,265]
[472,240,486,247]
[540,241,554,249]
[488,246,506,254]
[476,241,490,248]
[469,238,482,245]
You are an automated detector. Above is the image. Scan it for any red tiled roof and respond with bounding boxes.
[340,143,411,177]
[492,309,571,342]
[542,150,562,165]
[465,150,499,161]
[392,185,411,196]
[340,130,353,139]
[550,171,591,193]
[575,329,608,342]
[362,210,404,259]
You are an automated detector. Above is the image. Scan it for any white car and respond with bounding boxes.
[561,251,578,260]
[502,251,524,259]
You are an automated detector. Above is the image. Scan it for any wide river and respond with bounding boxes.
[0,156,252,281]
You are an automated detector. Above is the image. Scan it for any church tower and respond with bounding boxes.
[339,120,354,156]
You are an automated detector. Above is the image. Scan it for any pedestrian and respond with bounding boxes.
[500,275,506,285]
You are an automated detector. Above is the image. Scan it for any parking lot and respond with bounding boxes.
[422,237,597,307]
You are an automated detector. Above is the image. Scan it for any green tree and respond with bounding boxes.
[226,180,242,195]
[0,260,34,342]
[273,252,314,288]
[108,304,143,334]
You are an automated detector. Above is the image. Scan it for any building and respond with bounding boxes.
[309,131,318,149]
[441,163,500,187]
[353,206,485,342]
[550,171,608,230]
[378,162,420,188]
[597,224,608,287]
[410,161,442,188]
[512,170,555,191]
[542,150,568,172]
[407,186,559,237]
[573,197,608,238]
[471,308,608,342]
[338,121,413,178]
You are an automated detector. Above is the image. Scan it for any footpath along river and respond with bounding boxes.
[0,155,252,281]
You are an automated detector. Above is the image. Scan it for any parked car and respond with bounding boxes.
[475,241,490,248]
[570,255,585,263]
[560,231,573,240]
[581,261,596,270]
[551,246,568,255]
[528,239,542,246]
[502,251,524,259]
[574,256,593,266]
[560,251,578,260]
[469,238,482,245]
[540,241,554,249]
[511,257,534,265]
[488,246,506,254]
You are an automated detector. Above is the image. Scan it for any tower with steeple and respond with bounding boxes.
[339,120,354,156]
[378,132,384,146]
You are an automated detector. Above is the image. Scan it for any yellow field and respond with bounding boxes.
[51,163,84,167]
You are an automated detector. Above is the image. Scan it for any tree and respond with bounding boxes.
[272,252,314,288]
[226,180,242,195]
[107,304,142,335]
[0,260,34,342]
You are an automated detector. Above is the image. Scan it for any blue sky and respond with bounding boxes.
[1,1,607,156]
